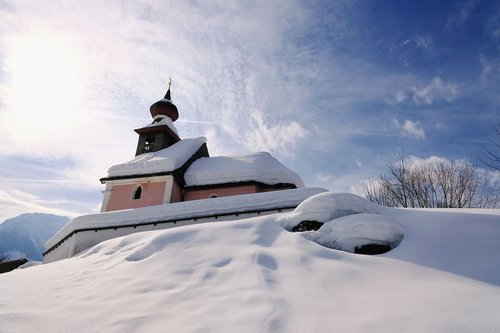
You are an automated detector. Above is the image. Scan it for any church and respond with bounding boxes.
[100,81,304,212]
[43,82,325,263]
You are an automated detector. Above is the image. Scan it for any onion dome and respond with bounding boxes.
[149,81,179,122]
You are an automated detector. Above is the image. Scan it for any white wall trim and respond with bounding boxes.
[100,183,113,212]
[163,175,174,204]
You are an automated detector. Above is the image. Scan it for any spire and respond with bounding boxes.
[164,77,173,100]
[150,78,179,122]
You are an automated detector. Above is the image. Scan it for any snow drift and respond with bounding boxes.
[1,194,499,332]
[281,192,404,254]
[281,192,382,230]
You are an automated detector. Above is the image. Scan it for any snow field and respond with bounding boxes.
[1,193,500,332]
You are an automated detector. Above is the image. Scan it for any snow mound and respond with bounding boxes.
[185,152,304,188]
[307,213,404,254]
[282,192,382,230]
[16,261,42,269]
[106,137,206,178]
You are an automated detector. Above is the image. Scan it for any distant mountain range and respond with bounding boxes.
[0,213,69,261]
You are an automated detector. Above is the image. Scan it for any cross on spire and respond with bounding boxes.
[165,77,173,100]
[150,78,179,121]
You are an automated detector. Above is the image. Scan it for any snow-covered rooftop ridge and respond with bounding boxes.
[45,187,327,249]
[185,152,305,188]
[106,137,207,178]
[146,115,179,136]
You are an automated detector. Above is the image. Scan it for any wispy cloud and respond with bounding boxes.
[0,189,85,222]
[315,173,334,183]
[411,77,459,105]
[312,171,370,196]
[0,1,497,222]
[447,0,482,29]
[414,35,433,50]
[245,112,308,156]
[480,54,500,78]
[392,119,426,139]
[392,35,434,51]
[0,0,318,220]
[435,121,446,129]
[0,178,90,184]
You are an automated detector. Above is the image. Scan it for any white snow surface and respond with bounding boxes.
[308,213,405,253]
[282,192,382,230]
[106,137,206,178]
[1,193,500,332]
[16,261,42,269]
[45,187,327,250]
[146,115,179,136]
[185,152,305,188]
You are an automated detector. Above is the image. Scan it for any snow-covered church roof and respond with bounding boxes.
[146,115,179,137]
[105,137,207,179]
[184,152,305,188]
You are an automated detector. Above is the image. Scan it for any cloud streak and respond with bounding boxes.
[411,77,459,105]
[0,1,498,222]
[392,119,426,139]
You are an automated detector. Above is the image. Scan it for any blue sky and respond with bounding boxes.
[0,0,499,222]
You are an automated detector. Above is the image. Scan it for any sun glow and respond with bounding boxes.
[2,34,85,148]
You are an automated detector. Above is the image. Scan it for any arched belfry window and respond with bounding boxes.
[132,185,142,200]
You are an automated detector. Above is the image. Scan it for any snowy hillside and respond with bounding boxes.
[0,194,499,332]
[0,213,69,261]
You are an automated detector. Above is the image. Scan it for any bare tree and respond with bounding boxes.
[476,119,500,171]
[364,152,499,208]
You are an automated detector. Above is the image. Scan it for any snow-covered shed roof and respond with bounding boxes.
[104,137,207,179]
[184,152,305,188]
[45,187,327,250]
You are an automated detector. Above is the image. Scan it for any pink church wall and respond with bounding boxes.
[170,179,183,203]
[106,181,167,212]
[183,184,259,201]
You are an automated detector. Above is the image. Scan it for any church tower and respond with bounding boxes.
[134,79,181,155]
[99,80,209,212]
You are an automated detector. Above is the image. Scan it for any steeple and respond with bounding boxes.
[165,78,172,100]
[149,78,179,121]
[134,79,181,156]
